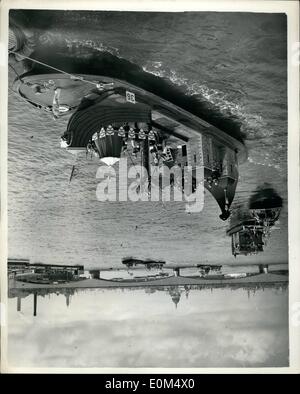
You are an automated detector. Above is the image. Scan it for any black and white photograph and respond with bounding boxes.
[1,0,299,372]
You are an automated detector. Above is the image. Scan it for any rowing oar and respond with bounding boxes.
[69,165,76,183]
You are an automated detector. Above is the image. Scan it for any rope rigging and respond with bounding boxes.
[9,49,97,86]
[8,49,114,90]
[8,49,116,120]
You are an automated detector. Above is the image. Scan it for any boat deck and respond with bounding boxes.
[14,73,248,163]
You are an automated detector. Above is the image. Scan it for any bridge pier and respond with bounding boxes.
[259,264,269,274]
[174,267,180,277]
[17,296,21,312]
[33,292,37,316]
[90,270,101,279]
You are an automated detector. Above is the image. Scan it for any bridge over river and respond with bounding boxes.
[9,272,288,291]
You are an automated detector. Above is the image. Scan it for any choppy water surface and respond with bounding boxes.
[7,11,288,369]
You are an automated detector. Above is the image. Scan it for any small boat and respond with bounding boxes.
[122,257,166,269]
[227,187,282,256]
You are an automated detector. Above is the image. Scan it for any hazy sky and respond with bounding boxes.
[8,286,288,368]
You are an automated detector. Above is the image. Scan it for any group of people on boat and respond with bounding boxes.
[61,118,176,169]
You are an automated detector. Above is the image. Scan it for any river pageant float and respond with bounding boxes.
[9,19,248,221]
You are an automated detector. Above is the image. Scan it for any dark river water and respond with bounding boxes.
[7,10,288,368]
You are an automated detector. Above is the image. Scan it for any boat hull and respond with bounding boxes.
[13,73,248,163]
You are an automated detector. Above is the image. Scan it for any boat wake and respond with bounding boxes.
[142,61,268,139]
[142,61,285,174]
[65,38,121,58]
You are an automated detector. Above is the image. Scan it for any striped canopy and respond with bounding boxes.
[92,130,123,164]
[66,95,152,149]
